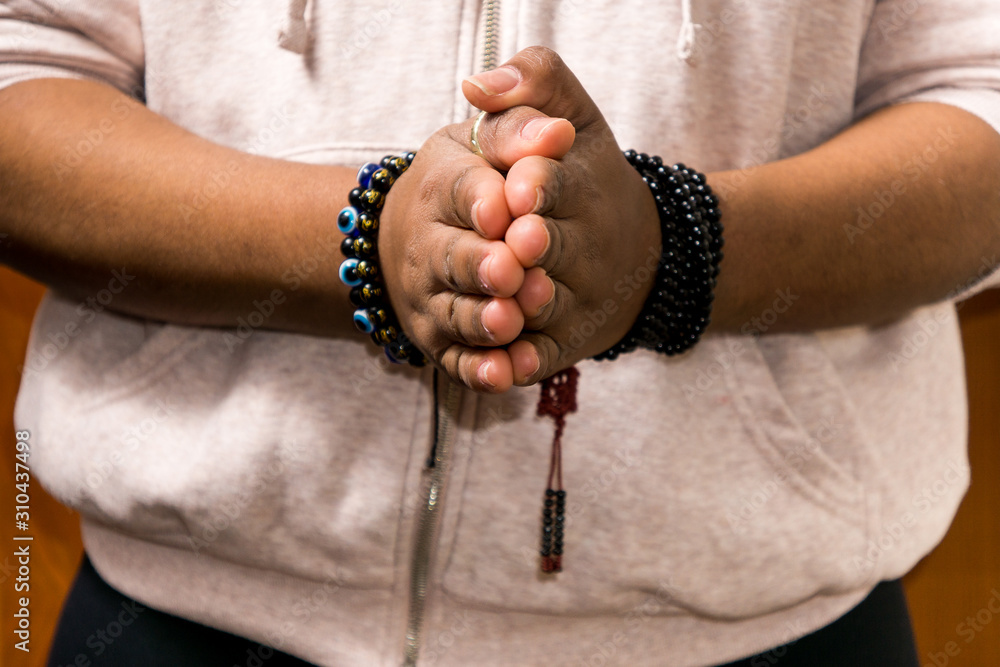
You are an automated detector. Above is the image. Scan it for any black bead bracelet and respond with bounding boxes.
[594,151,724,360]
[338,153,427,366]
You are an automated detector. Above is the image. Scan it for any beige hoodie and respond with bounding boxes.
[3,0,1000,665]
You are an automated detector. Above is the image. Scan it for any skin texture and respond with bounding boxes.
[377,109,575,391]
[0,77,568,391]
[2,46,999,393]
[462,47,1000,387]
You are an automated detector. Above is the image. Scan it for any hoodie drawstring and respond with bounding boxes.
[279,0,313,54]
[676,0,702,64]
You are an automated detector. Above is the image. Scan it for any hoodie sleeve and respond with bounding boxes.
[856,0,1000,296]
[0,0,143,96]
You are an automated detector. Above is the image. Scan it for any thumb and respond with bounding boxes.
[462,46,603,133]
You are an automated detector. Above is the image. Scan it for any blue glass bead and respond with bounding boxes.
[337,206,359,235]
[354,308,375,333]
[357,162,380,189]
[339,258,362,287]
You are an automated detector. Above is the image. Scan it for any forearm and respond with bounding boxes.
[709,102,1000,333]
[0,78,357,336]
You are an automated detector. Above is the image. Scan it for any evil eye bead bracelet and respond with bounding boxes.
[337,152,427,366]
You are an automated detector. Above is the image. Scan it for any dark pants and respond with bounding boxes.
[47,556,316,667]
[49,555,918,666]
[719,579,919,667]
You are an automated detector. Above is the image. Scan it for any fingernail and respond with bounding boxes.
[540,276,556,310]
[527,276,555,318]
[478,254,495,293]
[520,117,560,142]
[478,359,496,388]
[481,300,497,337]
[464,67,519,96]
[532,186,545,214]
[471,199,485,235]
[524,348,541,380]
[533,217,551,263]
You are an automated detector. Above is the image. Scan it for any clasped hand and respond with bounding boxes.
[378,47,661,393]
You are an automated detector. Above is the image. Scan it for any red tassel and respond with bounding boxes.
[537,367,579,574]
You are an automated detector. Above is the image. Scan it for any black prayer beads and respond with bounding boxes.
[594,152,724,360]
[540,488,567,573]
[338,153,427,366]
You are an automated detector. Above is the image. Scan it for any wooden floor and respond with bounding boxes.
[1,265,999,665]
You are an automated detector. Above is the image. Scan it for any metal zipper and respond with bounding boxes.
[481,0,501,71]
[402,377,462,666]
[401,3,499,664]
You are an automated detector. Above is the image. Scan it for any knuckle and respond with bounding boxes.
[523,45,562,71]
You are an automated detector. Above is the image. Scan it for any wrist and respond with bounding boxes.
[595,152,724,360]
[337,153,427,366]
